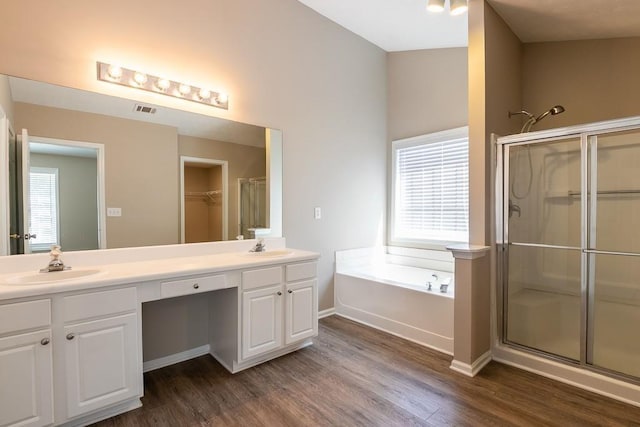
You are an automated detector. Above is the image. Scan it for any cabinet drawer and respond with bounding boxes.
[242,266,282,291]
[286,262,317,282]
[0,299,51,335]
[161,274,227,298]
[63,287,137,323]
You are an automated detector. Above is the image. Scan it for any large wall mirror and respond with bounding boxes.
[0,74,282,256]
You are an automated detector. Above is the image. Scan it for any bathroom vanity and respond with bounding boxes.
[0,238,319,427]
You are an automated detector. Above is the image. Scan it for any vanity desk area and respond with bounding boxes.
[0,238,319,427]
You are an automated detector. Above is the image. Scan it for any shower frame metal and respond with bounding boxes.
[496,115,640,383]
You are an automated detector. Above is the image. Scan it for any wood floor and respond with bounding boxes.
[94,316,640,426]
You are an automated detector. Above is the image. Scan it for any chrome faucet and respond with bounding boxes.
[426,273,439,291]
[249,238,266,253]
[440,277,452,293]
[40,245,70,272]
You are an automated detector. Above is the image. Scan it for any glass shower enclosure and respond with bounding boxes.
[238,177,267,239]
[497,117,640,381]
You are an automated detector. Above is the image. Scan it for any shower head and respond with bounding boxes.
[509,104,566,133]
[535,105,565,122]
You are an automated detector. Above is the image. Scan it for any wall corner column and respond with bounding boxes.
[447,243,492,377]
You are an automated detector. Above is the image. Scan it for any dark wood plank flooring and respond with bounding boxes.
[94,316,640,426]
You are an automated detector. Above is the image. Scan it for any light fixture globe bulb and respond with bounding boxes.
[198,88,211,100]
[178,84,191,96]
[426,0,445,12]
[450,0,468,15]
[216,93,229,104]
[107,65,123,80]
[133,72,148,85]
[156,78,171,91]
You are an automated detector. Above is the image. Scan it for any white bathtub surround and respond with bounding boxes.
[446,243,491,377]
[334,247,455,354]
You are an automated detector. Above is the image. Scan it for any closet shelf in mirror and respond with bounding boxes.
[185,190,222,202]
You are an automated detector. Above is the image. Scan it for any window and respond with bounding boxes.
[29,167,60,251]
[391,127,469,247]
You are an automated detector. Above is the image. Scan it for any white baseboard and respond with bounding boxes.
[143,344,211,373]
[319,307,335,319]
[335,311,453,356]
[450,350,492,377]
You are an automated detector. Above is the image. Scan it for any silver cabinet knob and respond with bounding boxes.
[66,333,75,340]
[277,291,282,296]
[288,290,293,294]
[41,338,50,345]
[193,283,199,289]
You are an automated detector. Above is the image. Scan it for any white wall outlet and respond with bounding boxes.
[314,207,322,220]
[107,207,122,217]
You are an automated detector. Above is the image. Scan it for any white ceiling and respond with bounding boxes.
[297,0,468,51]
[297,0,640,52]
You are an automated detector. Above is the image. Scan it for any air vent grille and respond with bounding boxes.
[133,104,157,114]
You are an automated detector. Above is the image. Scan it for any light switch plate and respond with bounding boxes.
[314,207,321,220]
[107,207,122,217]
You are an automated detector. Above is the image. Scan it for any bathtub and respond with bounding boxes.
[334,247,454,355]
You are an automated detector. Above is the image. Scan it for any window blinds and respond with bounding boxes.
[29,168,59,250]
[394,136,469,242]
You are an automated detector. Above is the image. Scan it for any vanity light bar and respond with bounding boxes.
[96,62,229,110]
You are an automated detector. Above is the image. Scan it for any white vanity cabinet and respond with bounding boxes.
[241,266,284,359]
[0,300,54,427]
[59,287,140,420]
[0,287,141,427]
[0,242,318,424]
[239,261,317,362]
[284,262,318,344]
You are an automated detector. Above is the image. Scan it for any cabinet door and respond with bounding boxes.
[242,285,283,360]
[64,313,139,419]
[285,280,317,345]
[0,330,53,427]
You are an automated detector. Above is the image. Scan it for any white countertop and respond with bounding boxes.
[0,239,319,301]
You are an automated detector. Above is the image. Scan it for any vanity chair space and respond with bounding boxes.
[0,238,319,427]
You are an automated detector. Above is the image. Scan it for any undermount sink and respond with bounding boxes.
[4,268,105,285]
[242,249,294,258]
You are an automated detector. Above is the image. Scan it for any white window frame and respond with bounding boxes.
[390,126,469,250]
[29,166,60,252]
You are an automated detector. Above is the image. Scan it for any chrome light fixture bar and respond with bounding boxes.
[97,62,229,110]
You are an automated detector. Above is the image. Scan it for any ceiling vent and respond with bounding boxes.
[133,104,157,114]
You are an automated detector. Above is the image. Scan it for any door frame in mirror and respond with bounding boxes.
[0,105,9,255]
[22,135,107,252]
[179,156,229,242]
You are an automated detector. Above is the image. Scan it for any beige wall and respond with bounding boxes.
[179,135,265,240]
[387,48,468,142]
[462,0,523,365]
[14,102,179,248]
[470,0,523,246]
[31,153,99,251]
[522,37,640,130]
